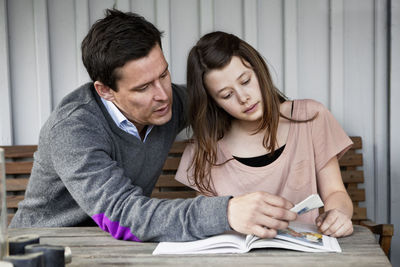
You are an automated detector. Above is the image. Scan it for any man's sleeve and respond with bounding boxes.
[49,113,231,242]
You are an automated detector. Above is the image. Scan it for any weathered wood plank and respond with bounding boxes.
[339,153,363,167]
[350,136,362,150]
[6,195,24,208]
[6,178,29,191]
[347,188,365,202]
[341,170,364,184]
[162,157,182,171]
[151,191,196,199]
[1,145,37,158]
[353,207,367,220]
[5,161,33,174]
[155,175,188,188]
[168,141,187,154]
[5,226,390,267]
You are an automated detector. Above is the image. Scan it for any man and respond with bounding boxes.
[10,9,296,241]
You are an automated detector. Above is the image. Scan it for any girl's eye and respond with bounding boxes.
[222,93,233,99]
[160,72,168,79]
[242,79,250,85]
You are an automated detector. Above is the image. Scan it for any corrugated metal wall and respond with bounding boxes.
[1,0,398,262]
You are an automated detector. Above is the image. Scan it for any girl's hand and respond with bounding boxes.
[315,209,353,237]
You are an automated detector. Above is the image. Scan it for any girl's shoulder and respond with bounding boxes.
[292,99,329,119]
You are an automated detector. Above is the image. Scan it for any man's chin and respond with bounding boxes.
[152,111,172,126]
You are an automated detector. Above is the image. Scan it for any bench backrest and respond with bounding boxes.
[1,136,365,225]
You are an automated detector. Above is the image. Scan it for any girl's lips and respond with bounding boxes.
[244,102,258,113]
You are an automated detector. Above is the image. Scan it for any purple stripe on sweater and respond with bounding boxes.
[92,213,141,242]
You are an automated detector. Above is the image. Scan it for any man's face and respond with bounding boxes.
[96,45,173,133]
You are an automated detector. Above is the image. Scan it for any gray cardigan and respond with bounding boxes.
[10,83,231,242]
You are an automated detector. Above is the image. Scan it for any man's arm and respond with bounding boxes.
[49,113,231,242]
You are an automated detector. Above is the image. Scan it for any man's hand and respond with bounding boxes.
[315,209,353,237]
[227,192,297,238]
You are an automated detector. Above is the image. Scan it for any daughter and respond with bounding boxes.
[176,31,354,238]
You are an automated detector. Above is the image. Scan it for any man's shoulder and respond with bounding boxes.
[48,83,103,128]
[172,83,187,100]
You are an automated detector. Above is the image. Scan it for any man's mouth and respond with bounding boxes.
[154,104,170,116]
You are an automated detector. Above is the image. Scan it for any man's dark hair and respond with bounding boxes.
[81,9,163,91]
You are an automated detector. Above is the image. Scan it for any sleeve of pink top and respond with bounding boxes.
[175,143,199,190]
[308,100,354,173]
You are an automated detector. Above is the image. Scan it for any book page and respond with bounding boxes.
[152,232,248,255]
[273,222,341,252]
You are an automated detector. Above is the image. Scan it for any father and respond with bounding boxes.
[10,9,296,241]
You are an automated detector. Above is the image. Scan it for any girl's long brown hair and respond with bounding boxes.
[186,31,314,195]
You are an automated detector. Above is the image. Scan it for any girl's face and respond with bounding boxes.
[204,56,263,123]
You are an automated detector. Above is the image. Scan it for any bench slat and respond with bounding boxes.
[347,188,365,202]
[6,195,24,209]
[151,191,197,199]
[339,153,363,167]
[6,178,29,191]
[168,141,187,154]
[341,170,364,184]
[5,162,34,175]
[350,136,362,150]
[352,207,367,220]
[2,145,37,158]
[162,157,182,171]
[155,175,188,188]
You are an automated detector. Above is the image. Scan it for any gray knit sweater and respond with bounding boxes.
[10,83,231,242]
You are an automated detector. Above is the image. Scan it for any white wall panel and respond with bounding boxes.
[48,0,79,106]
[257,0,283,92]
[243,0,258,49]
[8,0,40,144]
[33,0,52,127]
[373,0,389,224]
[0,0,12,145]
[283,0,298,98]
[390,0,400,263]
[298,0,329,106]
[89,0,115,24]
[75,0,91,86]
[213,0,243,38]
[199,0,214,35]
[329,0,345,124]
[155,0,171,69]
[170,0,199,84]
[343,0,375,219]
[130,0,155,23]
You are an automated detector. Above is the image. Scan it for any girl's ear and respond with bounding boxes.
[94,81,115,102]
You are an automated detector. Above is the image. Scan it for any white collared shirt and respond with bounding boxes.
[101,98,153,142]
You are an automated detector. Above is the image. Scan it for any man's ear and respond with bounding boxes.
[94,81,115,101]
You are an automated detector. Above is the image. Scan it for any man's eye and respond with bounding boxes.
[137,85,149,91]
[160,72,168,78]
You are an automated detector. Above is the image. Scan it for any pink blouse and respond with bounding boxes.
[175,99,353,224]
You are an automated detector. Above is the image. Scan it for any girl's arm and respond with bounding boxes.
[316,156,354,237]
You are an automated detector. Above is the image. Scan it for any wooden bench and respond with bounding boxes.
[1,136,393,256]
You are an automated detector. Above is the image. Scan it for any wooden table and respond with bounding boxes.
[7,225,391,266]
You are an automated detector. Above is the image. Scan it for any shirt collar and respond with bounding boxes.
[100,98,154,142]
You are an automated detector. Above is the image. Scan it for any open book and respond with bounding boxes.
[153,222,341,255]
[153,194,341,255]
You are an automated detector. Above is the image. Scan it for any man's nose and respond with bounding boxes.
[153,80,169,101]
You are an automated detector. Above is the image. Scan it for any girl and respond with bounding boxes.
[176,31,354,237]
